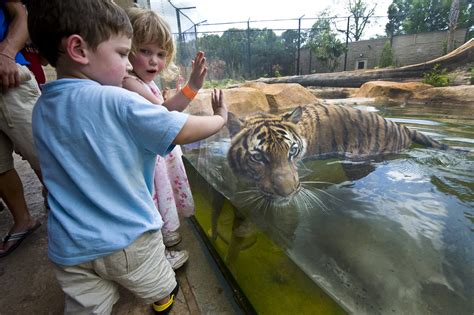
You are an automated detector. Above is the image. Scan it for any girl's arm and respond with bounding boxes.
[122,76,163,104]
[162,51,207,112]
[173,89,227,144]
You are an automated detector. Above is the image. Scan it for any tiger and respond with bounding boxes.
[226,103,447,200]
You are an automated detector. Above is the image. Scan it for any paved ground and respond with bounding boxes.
[0,155,242,315]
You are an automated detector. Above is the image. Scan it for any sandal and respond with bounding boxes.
[152,282,180,314]
[0,221,41,258]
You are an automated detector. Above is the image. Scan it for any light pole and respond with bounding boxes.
[193,20,207,52]
[175,6,195,44]
[168,1,196,66]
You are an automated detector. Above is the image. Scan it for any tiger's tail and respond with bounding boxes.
[407,127,448,150]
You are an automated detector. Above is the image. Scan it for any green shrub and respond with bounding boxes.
[422,64,451,87]
[203,78,244,89]
[378,41,394,68]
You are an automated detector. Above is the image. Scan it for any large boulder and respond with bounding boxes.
[242,82,319,111]
[186,82,321,116]
[307,87,359,99]
[356,81,433,101]
[412,85,474,106]
[186,87,270,116]
[355,81,474,107]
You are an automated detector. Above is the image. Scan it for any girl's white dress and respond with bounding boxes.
[129,75,195,233]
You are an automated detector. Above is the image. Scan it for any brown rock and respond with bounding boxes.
[356,81,433,100]
[412,85,474,106]
[242,82,319,111]
[186,87,270,116]
[307,87,359,99]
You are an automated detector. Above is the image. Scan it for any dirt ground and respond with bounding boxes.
[0,155,230,315]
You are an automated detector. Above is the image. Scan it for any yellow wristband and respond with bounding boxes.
[181,84,198,100]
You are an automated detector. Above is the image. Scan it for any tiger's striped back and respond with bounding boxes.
[298,103,439,158]
[226,103,445,198]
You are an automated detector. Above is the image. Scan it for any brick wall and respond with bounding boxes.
[300,28,468,74]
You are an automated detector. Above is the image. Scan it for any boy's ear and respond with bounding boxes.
[63,35,89,65]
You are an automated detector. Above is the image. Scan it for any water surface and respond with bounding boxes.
[183,101,474,314]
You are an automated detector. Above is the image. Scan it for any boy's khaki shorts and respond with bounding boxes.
[53,231,176,315]
[0,65,41,173]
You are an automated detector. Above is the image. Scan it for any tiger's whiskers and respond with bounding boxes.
[297,187,331,213]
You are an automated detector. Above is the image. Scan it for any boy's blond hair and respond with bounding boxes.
[126,7,179,81]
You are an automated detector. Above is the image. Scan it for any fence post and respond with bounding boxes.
[247,19,251,79]
[343,16,350,71]
[296,15,304,75]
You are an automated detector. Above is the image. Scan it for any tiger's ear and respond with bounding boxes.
[282,106,303,124]
[227,112,243,138]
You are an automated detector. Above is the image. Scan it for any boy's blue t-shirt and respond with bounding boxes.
[32,79,188,266]
[0,1,28,65]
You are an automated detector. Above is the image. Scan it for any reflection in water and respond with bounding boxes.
[183,104,474,314]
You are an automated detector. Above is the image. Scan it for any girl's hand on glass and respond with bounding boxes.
[187,51,207,91]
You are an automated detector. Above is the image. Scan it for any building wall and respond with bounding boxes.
[114,0,150,9]
[390,30,466,67]
[113,0,134,9]
[300,28,468,74]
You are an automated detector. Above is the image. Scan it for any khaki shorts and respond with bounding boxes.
[53,231,176,315]
[0,65,41,173]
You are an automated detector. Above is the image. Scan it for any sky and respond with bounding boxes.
[150,0,393,40]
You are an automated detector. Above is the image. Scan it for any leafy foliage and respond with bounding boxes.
[345,0,377,41]
[385,0,472,36]
[378,41,395,67]
[307,11,346,72]
[203,78,244,89]
[422,64,451,87]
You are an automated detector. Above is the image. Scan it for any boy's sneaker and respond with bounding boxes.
[152,282,180,314]
[165,249,189,270]
[163,230,182,247]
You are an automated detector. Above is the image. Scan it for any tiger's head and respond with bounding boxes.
[227,107,306,200]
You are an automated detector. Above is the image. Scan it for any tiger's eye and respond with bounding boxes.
[289,143,299,157]
[251,152,264,162]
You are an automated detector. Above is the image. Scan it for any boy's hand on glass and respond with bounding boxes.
[187,51,207,91]
[211,89,227,124]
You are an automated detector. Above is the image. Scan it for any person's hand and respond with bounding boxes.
[187,51,207,91]
[162,87,169,101]
[0,53,20,93]
[211,89,227,124]
[175,74,184,91]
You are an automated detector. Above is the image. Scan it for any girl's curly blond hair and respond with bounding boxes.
[126,7,179,81]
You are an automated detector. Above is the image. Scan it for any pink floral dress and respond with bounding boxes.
[128,75,195,233]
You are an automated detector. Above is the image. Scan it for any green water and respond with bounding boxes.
[185,160,347,314]
[183,101,474,314]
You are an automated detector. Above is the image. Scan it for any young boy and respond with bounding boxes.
[26,0,227,314]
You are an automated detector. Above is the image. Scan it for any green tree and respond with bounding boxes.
[280,29,301,75]
[196,34,221,60]
[220,28,248,78]
[307,12,346,72]
[378,41,395,67]
[345,0,377,41]
[385,0,472,36]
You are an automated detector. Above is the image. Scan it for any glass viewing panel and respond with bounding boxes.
[182,103,474,314]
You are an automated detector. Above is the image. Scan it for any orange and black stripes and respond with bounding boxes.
[227,103,445,185]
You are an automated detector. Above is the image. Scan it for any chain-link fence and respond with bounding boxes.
[149,0,472,83]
